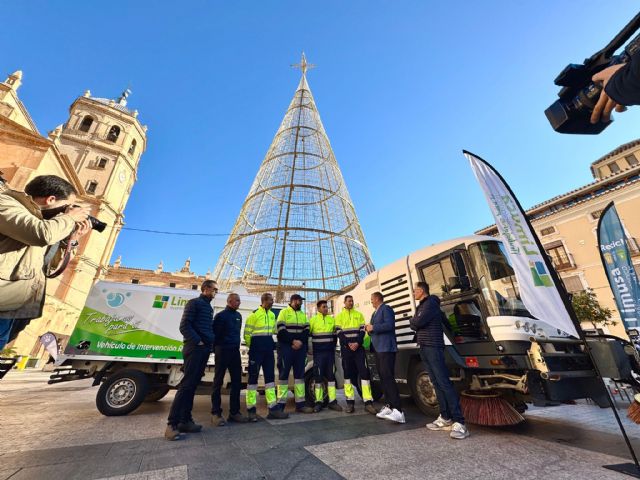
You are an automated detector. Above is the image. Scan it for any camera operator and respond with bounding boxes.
[0,175,91,350]
[590,52,640,124]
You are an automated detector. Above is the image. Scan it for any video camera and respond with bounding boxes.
[545,12,640,134]
[42,204,107,233]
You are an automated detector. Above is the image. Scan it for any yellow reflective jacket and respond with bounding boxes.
[243,306,276,349]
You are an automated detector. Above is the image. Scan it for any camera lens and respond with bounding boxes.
[87,215,107,233]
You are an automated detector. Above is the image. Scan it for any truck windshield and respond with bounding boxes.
[468,241,532,318]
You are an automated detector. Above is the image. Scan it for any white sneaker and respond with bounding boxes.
[450,422,470,439]
[376,405,392,419]
[426,415,453,431]
[384,408,405,424]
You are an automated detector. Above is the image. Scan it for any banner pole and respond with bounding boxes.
[465,151,640,475]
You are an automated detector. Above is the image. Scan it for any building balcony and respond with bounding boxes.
[550,252,576,271]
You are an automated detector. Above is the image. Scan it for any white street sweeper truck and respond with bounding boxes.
[340,235,640,419]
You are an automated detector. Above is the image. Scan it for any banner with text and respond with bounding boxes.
[597,202,640,330]
[465,151,579,337]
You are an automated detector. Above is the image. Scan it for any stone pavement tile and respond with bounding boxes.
[306,428,628,480]
[0,442,110,469]
[7,454,143,480]
[95,465,188,480]
[185,460,266,480]
[526,403,640,438]
[136,443,267,480]
[138,443,238,472]
[232,433,288,455]
[250,445,343,480]
[263,406,368,426]
[0,468,20,480]
[106,433,205,458]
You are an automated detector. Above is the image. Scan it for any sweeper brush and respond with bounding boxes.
[628,394,640,424]
[460,391,525,426]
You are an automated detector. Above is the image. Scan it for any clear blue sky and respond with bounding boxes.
[3,1,640,275]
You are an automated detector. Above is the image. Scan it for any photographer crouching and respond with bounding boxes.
[0,175,93,350]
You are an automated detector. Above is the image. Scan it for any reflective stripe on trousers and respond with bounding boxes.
[315,380,336,403]
[344,379,354,400]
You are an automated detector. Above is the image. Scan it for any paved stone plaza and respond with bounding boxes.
[1,371,639,479]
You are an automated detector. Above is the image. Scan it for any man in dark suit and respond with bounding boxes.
[365,291,404,423]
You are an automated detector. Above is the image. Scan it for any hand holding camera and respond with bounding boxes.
[65,205,92,223]
[591,63,628,124]
[69,218,93,242]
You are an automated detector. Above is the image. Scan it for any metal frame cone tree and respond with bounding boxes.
[214,54,374,303]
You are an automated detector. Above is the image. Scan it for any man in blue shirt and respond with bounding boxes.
[211,293,248,426]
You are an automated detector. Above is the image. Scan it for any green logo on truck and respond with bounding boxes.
[152,295,170,308]
[152,295,190,309]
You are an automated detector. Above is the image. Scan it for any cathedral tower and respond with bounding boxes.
[48,89,148,314]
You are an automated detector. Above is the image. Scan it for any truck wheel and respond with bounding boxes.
[96,369,149,416]
[144,385,171,403]
[408,362,439,416]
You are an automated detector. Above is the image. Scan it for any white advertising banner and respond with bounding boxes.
[465,151,579,337]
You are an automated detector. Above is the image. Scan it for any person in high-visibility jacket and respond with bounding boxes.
[276,294,314,413]
[334,295,377,414]
[244,293,288,421]
[309,300,343,413]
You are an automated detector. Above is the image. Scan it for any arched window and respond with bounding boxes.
[106,125,120,143]
[79,115,94,133]
[128,139,137,155]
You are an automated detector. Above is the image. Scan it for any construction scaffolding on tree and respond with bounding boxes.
[214,54,374,303]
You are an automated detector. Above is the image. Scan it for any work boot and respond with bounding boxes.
[267,409,289,420]
[211,414,226,427]
[228,413,249,423]
[345,403,355,413]
[328,401,343,412]
[248,411,258,423]
[364,403,377,415]
[164,425,181,441]
[177,420,203,433]
[313,403,323,413]
[296,406,315,414]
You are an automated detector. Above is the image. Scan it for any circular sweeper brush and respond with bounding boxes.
[460,391,525,426]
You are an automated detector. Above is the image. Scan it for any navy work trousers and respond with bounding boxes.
[341,346,370,392]
[313,350,336,383]
[248,347,275,385]
[211,346,242,416]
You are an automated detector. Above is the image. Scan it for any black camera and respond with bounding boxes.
[545,13,640,134]
[42,204,107,233]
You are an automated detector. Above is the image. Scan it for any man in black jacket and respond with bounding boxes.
[211,293,248,426]
[165,280,218,440]
[409,281,469,440]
